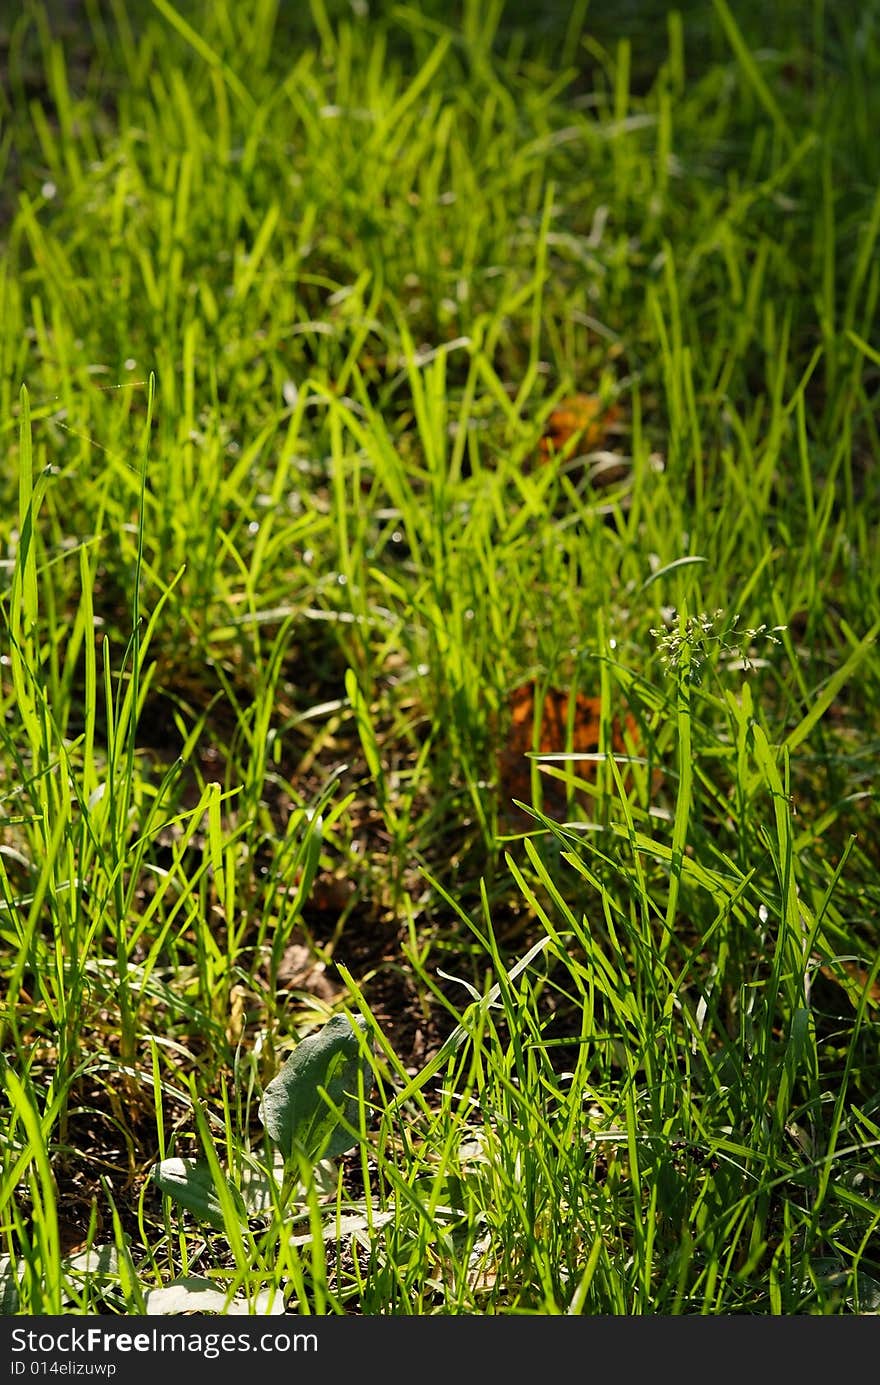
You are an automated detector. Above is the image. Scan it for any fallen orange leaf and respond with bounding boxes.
[537,393,620,465]
[498,680,638,826]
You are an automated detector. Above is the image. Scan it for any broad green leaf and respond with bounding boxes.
[0,1256,19,1315]
[145,1278,284,1316]
[808,1261,880,1313]
[64,1245,119,1281]
[259,1013,372,1163]
[151,1157,247,1230]
[288,1207,395,1247]
[238,1149,338,1216]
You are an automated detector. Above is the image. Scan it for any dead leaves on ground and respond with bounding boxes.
[536,392,621,468]
[497,679,639,827]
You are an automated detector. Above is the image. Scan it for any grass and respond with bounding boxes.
[1,0,879,1316]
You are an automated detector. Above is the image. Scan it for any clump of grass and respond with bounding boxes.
[1,0,879,1315]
